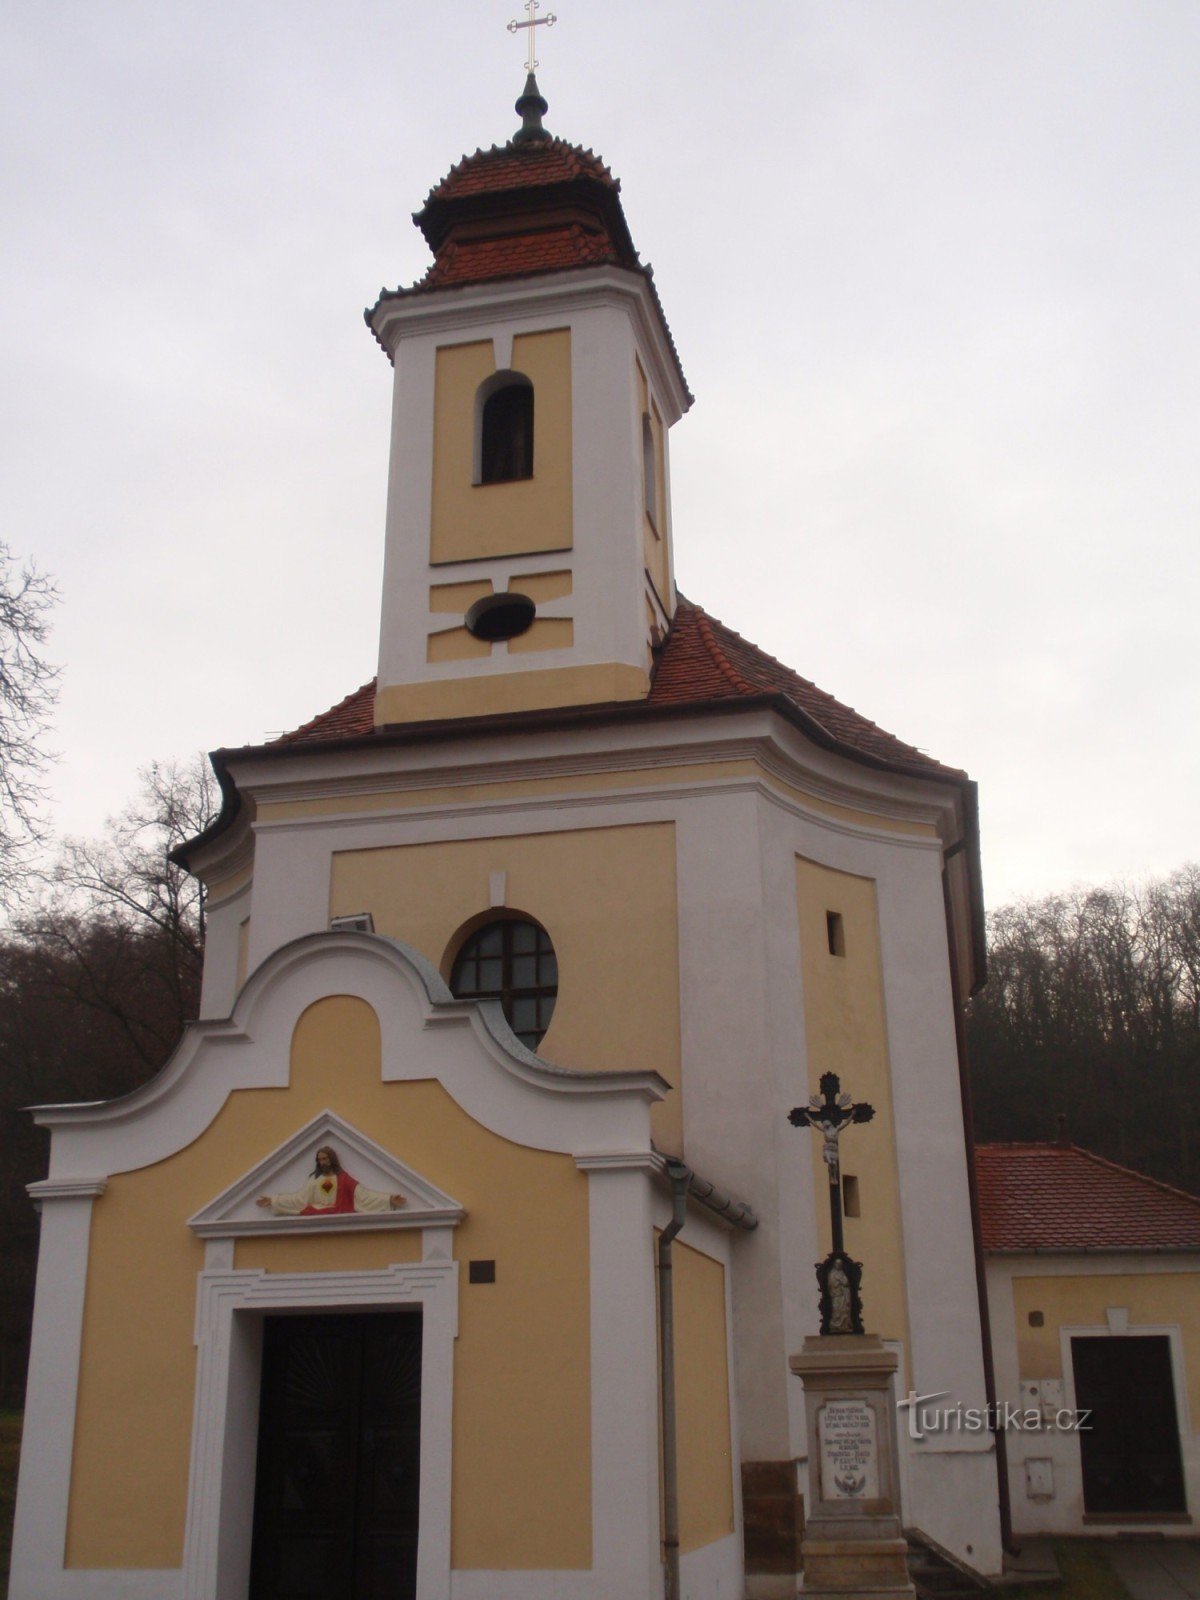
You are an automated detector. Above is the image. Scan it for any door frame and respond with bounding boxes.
[182,1245,458,1600]
[1060,1319,1191,1521]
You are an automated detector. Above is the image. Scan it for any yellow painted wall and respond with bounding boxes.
[427,626,492,663]
[430,331,572,565]
[66,997,592,1572]
[508,617,574,654]
[795,858,910,1358]
[672,1240,735,1552]
[329,823,683,1151]
[430,579,494,613]
[1012,1271,1200,1421]
[374,662,649,724]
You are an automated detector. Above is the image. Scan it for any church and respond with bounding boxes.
[12,72,1007,1600]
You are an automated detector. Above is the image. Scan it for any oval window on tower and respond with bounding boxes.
[477,372,534,484]
[448,916,558,1050]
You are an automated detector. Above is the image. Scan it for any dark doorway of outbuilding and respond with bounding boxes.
[250,1311,422,1599]
[1072,1334,1186,1516]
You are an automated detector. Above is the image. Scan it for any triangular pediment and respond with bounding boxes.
[188,1110,465,1237]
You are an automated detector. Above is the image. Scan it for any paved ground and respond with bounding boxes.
[1102,1543,1200,1600]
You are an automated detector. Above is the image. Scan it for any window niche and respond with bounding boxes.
[642,412,658,529]
[475,371,534,485]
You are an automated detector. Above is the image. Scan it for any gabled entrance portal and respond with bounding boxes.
[250,1311,423,1599]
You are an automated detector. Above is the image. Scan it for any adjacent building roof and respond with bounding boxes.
[975,1141,1200,1253]
[269,597,963,783]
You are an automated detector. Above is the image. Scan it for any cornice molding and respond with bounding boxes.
[369,266,689,423]
[26,1176,108,1203]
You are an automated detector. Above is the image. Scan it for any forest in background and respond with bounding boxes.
[967,865,1200,1194]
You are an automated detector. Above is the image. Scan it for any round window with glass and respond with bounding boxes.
[448,917,558,1050]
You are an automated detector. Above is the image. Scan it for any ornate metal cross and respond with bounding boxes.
[508,1,557,73]
[788,1072,875,1334]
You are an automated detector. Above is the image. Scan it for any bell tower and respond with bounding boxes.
[366,77,692,727]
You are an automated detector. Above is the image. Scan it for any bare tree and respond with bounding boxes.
[19,754,219,1066]
[0,542,58,907]
[0,755,219,1402]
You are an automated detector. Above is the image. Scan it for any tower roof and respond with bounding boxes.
[365,78,690,401]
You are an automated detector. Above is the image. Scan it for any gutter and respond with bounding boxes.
[986,1244,1200,1257]
[942,860,1015,1556]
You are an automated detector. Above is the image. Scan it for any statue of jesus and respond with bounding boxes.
[256,1145,406,1215]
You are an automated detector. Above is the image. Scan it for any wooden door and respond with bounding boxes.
[250,1311,422,1599]
[1072,1334,1186,1516]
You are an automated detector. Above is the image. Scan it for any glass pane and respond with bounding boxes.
[539,953,558,985]
[511,955,538,988]
[476,926,503,957]
[510,997,538,1035]
[477,957,503,991]
[511,921,538,953]
[539,995,557,1029]
[452,963,479,995]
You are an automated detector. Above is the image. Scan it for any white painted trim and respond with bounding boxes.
[583,1163,662,1599]
[183,1259,458,1600]
[574,1149,659,1175]
[369,267,690,424]
[8,1194,108,1600]
[26,1176,107,1203]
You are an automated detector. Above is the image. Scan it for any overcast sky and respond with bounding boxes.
[2,0,1196,910]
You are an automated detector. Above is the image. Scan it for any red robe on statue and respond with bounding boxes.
[300,1170,359,1214]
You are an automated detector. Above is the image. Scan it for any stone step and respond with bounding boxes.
[905,1533,991,1600]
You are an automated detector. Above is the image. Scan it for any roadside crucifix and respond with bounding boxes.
[507,0,557,73]
[788,1072,875,1335]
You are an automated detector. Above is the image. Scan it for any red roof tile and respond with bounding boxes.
[271,600,962,783]
[648,600,963,779]
[975,1142,1200,1252]
[423,139,618,206]
[365,111,691,404]
[413,223,618,291]
[271,679,375,746]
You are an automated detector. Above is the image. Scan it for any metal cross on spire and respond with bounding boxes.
[788,1072,875,1335]
[508,0,557,74]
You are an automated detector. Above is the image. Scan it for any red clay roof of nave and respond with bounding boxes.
[270,598,963,784]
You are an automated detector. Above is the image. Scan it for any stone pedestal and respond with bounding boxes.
[789,1335,914,1600]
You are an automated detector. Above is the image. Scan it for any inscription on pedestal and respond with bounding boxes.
[818,1398,878,1500]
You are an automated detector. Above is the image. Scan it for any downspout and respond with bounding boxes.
[658,1157,690,1600]
[941,850,1016,1556]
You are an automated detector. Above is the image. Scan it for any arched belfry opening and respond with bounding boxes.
[475,370,534,484]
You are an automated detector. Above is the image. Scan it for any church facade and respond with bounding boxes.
[12,79,1004,1600]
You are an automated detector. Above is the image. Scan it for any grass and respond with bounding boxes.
[1004,1540,1135,1600]
[0,1411,20,1600]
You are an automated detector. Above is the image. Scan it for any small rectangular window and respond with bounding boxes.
[468,1259,496,1284]
[826,910,845,957]
[842,1174,860,1218]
